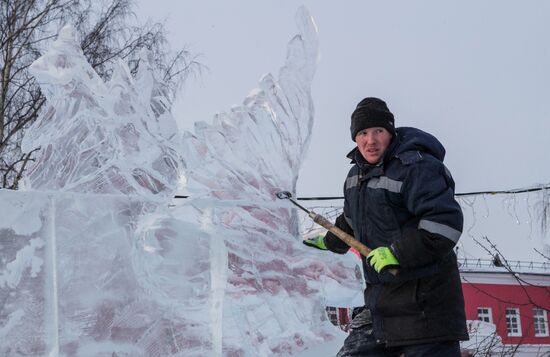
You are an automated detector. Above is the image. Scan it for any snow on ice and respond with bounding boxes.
[0,7,361,357]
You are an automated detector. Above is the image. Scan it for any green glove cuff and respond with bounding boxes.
[303,235,327,250]
[367,247,399,273]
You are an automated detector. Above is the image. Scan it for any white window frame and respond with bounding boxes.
[533,308,549,337]
[326,306,338,324]
[506,308,522,337]
[477,307,493,324]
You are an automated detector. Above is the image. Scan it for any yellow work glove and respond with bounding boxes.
[367,247,399,273]
[302,235,327,250]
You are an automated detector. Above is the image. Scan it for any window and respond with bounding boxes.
[533,308,549,337]
[326,307,338,325]
[477,307,493,324]
[506,308,522,337]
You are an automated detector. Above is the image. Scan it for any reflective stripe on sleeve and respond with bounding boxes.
[418,219,462,243]
[346,175,359,190]
[367,176,403,193]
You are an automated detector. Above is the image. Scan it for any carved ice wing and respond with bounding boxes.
[183,6,319,201]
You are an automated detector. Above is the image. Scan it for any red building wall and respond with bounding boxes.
[462,282,550,345]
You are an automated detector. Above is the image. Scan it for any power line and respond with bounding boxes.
[297,184,550,201]
[455,185,550,197]
[173,184,550,200]
[3,184,548,200]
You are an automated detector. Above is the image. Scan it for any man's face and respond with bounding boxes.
[355,127,393,164]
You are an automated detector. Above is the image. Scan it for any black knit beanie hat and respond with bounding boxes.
[350,97,395,141]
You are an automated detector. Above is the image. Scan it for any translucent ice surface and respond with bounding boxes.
[1,7,363,356]
[22,26,181,199]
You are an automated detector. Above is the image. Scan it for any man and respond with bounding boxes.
[304,97,468,356]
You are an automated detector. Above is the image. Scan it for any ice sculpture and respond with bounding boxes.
[21,26,181,198]
[1,6,363,356]
[174,7,362,355]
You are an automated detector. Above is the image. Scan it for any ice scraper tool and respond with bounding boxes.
[276,191,372,257]
[276,191,398,275]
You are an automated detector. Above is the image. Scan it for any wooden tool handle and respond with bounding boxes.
[311,213,372,257]
[310,212,398,276]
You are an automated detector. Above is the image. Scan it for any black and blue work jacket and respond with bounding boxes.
[325,127,469,346]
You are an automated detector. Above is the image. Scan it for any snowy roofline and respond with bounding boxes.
[458,257,549,275]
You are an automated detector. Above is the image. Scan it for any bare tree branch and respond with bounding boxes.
[1,0,201,188]
[475,236,550,294]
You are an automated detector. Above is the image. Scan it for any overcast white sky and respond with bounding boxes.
[136,1,550,197]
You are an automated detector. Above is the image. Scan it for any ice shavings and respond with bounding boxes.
[0,191,45,235]
[0,309,25,340]
[0,238,44,289]
[0,192,50,355]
